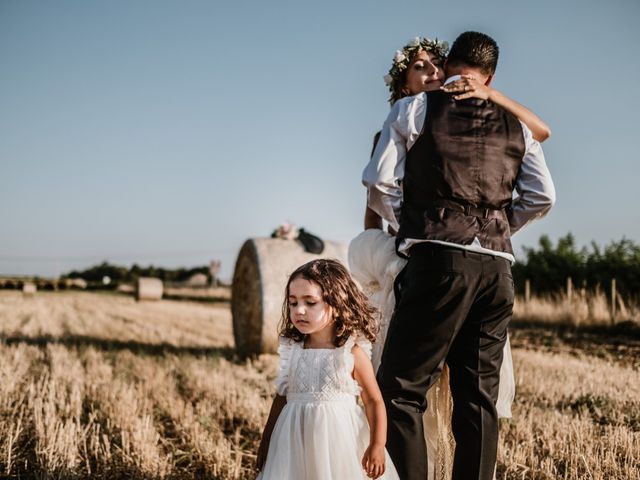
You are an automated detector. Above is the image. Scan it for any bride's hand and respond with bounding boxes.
[442,74,492,101]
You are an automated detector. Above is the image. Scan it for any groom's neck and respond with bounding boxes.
[445,65,493,86]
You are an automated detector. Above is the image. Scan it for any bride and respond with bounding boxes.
[349,36,550,480]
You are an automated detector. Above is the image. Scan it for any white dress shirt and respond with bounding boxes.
[362,76,556,263]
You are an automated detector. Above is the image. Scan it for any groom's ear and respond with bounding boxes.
[484,74,494,86]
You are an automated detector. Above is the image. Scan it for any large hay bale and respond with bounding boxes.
[22,282,37,296]
[136,277,163,301]
[232,237,348,355]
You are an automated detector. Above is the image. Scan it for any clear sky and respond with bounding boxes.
[1,0,639,281]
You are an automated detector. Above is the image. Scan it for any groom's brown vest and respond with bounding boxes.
[397,91,526,255]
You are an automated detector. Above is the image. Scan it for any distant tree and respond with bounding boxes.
[585,238,640,298]
[61,262,212,288]
[70,261,128,283]
[512,234,584,294]
[513,234,640,300]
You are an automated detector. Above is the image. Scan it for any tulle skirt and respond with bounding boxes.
[257,394,399,480]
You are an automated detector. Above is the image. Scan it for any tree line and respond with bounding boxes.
[511,234,640,300]
[63,262,212,286]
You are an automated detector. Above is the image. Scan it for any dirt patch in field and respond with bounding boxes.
[510,320,640,369]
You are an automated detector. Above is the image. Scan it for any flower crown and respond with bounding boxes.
[384,36,449,104]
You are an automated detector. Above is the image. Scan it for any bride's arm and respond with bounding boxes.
[488,89,551,142]
[365,132,385,230]
[365,204,383,230]
[443,75,551,142]
[365,203,397,235]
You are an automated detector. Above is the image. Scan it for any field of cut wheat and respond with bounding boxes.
[0,291,638,479]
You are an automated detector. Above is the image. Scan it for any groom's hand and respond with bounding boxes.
[362,443,386,479]
[442,74,492,101]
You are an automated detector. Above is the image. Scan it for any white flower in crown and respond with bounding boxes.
[383,74,394,86]
[424,36,432,43]
[440,41,449,51]
[408,37,421,47]
[394,50,406,64]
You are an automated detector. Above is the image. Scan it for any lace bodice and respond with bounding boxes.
[275,336,372,402]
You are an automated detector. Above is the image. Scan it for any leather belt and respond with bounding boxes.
[430,200,504,219]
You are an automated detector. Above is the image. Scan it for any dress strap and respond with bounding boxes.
[341,334,373,395]
[344,334,373,359]
[274,336,297,396]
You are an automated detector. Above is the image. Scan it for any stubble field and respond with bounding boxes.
[0,291,638,479]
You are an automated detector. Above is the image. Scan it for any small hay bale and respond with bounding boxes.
[232,237,348,355]
[22,282,37,296]
[136,277,163,301]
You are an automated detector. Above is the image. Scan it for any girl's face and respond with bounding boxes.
[288,276,334,338]
[402,50,444,96]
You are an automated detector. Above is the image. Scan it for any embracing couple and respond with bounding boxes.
[355,30,555,480]
[256,30,555,480]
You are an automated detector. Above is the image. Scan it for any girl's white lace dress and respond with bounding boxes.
[257,336,400,480]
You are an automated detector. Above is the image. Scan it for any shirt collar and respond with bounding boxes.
[443,75,462,86]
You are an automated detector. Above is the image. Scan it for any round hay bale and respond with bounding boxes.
[136,277,163,301]
[22,282,37,296]
[232,237,348,355]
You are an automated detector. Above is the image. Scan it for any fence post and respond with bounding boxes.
[525,279,531,304]
[611,278,617,325]
[566,277,573,304]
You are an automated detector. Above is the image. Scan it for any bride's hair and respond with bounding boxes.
[279,259,378,347]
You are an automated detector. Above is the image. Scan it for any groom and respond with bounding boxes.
[363,31,555,480]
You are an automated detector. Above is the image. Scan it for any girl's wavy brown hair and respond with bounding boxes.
[278,259,378,347]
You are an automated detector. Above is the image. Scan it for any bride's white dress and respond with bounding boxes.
[348,229,515,480]
[257,336,400,480]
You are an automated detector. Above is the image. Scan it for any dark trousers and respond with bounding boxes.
[377,243,514,480]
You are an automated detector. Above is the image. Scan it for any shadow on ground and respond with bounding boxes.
[510,320,640,368]
[0,333,239,362]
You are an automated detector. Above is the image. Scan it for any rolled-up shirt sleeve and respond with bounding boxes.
[509,123,556,235]
[362,97,419,232]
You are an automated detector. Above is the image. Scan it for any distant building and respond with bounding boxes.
[183,272,208,287]
[64,278,88,289]
[65,278,87,289]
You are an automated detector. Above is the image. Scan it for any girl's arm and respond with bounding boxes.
[443,75,551,142]
[256,394,287,472]
[353,345,387,479]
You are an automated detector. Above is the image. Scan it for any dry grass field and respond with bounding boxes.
[0,291,638,479]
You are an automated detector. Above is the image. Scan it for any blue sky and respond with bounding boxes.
[1,0,639,280]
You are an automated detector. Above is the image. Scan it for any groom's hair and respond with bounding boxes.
[447,31,499,75]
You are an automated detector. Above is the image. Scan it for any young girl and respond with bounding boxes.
[255,259,399,480]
